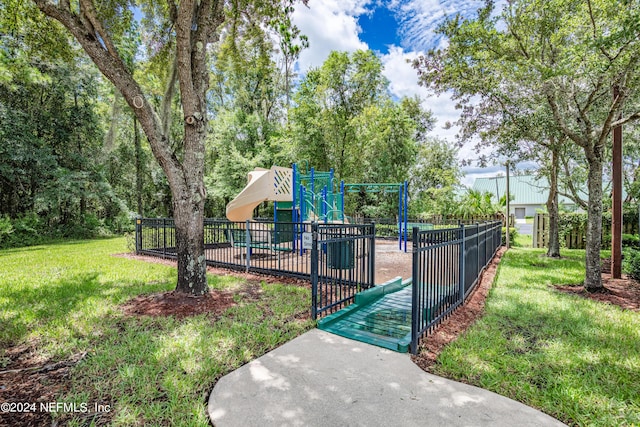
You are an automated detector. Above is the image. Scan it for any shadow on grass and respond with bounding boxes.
[0,272,175,348]
[59,282,313,425]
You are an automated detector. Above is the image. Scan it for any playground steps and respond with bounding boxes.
[317,277,414,353]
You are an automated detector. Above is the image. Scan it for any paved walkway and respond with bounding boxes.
[208,329,566,427]
[516,223,533,235]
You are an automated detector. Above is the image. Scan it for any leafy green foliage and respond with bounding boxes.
[409,136,461,216]
[623,248,640,280]
[0,34,130,245]
[454,189,499,219]
[283,50,436,218]
[501,227,518,246]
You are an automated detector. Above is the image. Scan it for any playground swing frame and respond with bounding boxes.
[342,182,409,252]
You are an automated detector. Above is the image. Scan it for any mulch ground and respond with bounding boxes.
[0,344,89,427]
[3,250,639,426]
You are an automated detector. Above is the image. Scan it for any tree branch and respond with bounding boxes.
[612,110,640,127]
[33,0,180,180]
[543,81,585,147]
[587,0,613,61]
[78,0,120,59]
[161,55,178,138]
[560,156,588,209]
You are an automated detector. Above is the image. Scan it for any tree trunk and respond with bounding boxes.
[134,116,143,217]
[584,154,603,292]
[173,187,207,295]
[170,120,208,295]
[546,144,561,257]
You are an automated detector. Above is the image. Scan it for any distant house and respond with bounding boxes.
[472,175,578,219]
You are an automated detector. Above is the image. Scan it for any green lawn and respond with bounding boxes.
[431,248,640,426]
[0,238,313,426]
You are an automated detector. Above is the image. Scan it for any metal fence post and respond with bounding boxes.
[369,223,376,287]
[245,220,251,272]
[476,222,480,279]
[162,218,167,259]
[311,222,319,319]
[135,217,142,253]
[485,223,490,266]
[410,226,420,354]
[459,223,465,304]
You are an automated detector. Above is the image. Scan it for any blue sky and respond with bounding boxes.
[291,0,507,186]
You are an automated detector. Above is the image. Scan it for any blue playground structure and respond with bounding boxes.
[275,163,409,252]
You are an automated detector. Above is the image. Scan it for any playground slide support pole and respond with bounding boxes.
[300,186,306,256]
[398,187,402,251]
[329,169,334,214]
[311,167,315,210]
[322,186,328,223]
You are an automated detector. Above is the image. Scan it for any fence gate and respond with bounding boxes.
[311,223,376,319]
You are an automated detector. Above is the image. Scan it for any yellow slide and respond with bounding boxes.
[226,166,293,221]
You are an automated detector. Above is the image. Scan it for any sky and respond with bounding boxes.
[290,0,507,187]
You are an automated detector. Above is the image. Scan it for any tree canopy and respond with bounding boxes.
[413,0,640,291]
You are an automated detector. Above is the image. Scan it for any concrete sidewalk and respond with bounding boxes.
[208,329,566,426]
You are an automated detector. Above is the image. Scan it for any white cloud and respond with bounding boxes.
[380,46,424,98]
[380,46,471,164]
[380,46,458,136]
[389,0,486,51]
[292,0,371,70]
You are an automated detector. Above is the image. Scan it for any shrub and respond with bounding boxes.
[623,248,640,280]
[0,216,14,245]
[502,227,517,246]
[622,233,640,249]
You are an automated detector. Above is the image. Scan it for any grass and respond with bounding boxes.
[432,247,640,426]
[0,238,313,426]
[510,232,531,248]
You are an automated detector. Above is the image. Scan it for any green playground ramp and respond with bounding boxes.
[317,277,415,353]
[317,277,448,353]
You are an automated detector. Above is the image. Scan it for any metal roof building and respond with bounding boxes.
[472,175,578,219]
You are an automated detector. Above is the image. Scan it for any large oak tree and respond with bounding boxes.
[32,0,305,295]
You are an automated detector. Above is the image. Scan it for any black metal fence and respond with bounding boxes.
[136,218,501,353]
[410,221,502,354]
[137,218,313,279]
[311,223,376,318]
[135,218,375,312]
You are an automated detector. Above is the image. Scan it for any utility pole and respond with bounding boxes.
[612,86,622,278]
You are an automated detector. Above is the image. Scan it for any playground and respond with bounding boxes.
[137,163,502,354]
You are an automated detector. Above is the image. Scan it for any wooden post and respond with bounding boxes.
[505,163,510,249]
